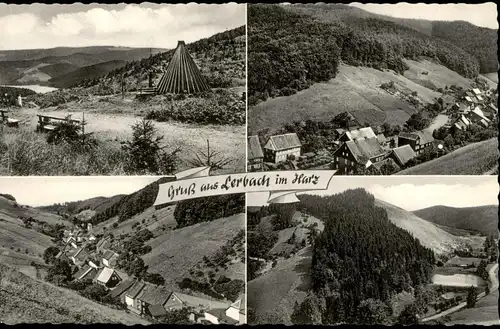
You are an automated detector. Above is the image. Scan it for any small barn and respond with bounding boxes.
[102,250,119,268]
[397,131,434,155]
[263,133,302,164]
[467,107,491,127]
[390,145,416,167]
[247,135,264,172]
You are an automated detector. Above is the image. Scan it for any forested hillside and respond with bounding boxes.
[413,205,498,236]
[293,189,436,324]
[432,21,498,73]
[248,4,488,105]
[77,26,246,91]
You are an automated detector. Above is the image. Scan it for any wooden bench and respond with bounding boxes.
[36,114,81,133]
[0,110,20,128]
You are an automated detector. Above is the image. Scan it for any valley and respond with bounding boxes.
[246,184,498,325]
[0,26,246,176]
[0,179,246,325]
[247,4,498,175]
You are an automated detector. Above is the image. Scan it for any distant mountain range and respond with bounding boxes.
[413,205,498,236]
[0,46,167,88]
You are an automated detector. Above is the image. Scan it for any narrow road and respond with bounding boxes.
[421,263,499,323]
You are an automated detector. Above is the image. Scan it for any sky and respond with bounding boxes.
[0,3,245,50]
[0,176,160,206]
[247,176,498,211]
[350,2,498,29]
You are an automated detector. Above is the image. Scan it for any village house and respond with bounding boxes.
[74,264,98,281]
[164,292,230,314]
[247,135,264,172]
[263,133,302,164]
[108,279,135,304]
[95,267,122,288]
[125,281,147,314]
[389,145,416,168]
[102,250,119,268]
[397,130,434,155]
[332,137,387,174]
[453,114,471,131]
[472,88,482,96]
[376,133,388,147]
[339,127,377,142]
[96,237,112,253]
[467,107,491,127]
[386,135,398,148]
[55,249,71,263]
[136,284,171,318]
[225,295,246,325]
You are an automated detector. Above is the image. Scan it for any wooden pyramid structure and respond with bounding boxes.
[155,41,209,94]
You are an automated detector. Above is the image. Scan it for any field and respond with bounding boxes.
[247,58,473,135]
[0,220,54,258]
[432,274,486,287]
[143,213,245,290]
[0,196,69,227]
[397,138,499,175]
[0,263,149,324]
[375,200,484,255]
[247,246,313,325]
[0,93,245,175]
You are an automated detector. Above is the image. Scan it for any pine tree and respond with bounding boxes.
[466,286,477,308]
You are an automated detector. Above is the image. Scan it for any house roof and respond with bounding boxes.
[138,284,171,305]
[371,158,401,172]
[75,249,89,262]
[69,247,84,258]
[205,308,239,325]
[103,250,115,260]
[343,137,386,164]
[172,292,230,310]
[376,133,387,144]
[126,281,146,298]
[472,88,481,95]
[391,145,416,166]
[247,135,264,160]
[74,265,96,280]
[471,107,490,122]
[465,96,472,102]
[264,133,302,151]
[477,95,484,101]
[344,127,376,141]
[96,267,118,284]
[149,304,168,317]
[96,238,110,249]
[230,294,246,313]
[109,279,135,299]
[398,130,434,144]
[466,91,474,97]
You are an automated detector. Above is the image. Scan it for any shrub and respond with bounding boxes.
[121,119,180,175]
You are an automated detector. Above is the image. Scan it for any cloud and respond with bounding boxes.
[369,182,498,211]
[0,4,245,49]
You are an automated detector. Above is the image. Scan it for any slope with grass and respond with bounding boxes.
[248,63,444,134]
[413,205,498,236]
[376,200,483,255]
[0,263,149,324]
[248,246,313,325]
[143,213,245,290]
[396,138,498,175]
[0,196,70,228]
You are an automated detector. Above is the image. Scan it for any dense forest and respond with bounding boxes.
[248,4,487,105]
[432,21,498,73]
[77,26,245,90]
[292,189,436,324]
[173,193,245,228]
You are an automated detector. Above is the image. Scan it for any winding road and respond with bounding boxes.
[421,263,499,323]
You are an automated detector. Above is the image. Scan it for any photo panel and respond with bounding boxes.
[246,2,498,175]
[0,175,246,324]
[246,175,498,325]
[0,2,246,176]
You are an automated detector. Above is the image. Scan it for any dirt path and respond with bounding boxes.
[425,114,449,134]
[15,107,246,171]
